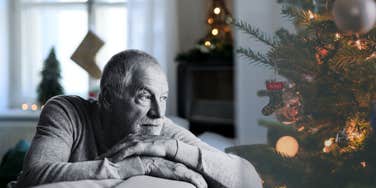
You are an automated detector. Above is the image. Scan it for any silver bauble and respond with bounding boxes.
[333,0,376,34]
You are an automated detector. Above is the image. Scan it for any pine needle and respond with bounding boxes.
[233,20,279,47]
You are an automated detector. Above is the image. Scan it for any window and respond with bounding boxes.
[8,0,127,109]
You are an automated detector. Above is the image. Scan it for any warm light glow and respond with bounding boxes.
[31,104,38,111]
[213,7,221,14]
[334,33,341,40]
[204,41,211,47]
[207,18,214,24]
[297,126,305,132]
[323,147,330,153]
[308,10,315,19]
[275,136,299,157]
[211,28,219,36]
[21,103,29,110]
[360,161,367,168]
[355,40,363,50]
[324,138,333,147]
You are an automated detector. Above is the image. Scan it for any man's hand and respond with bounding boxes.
[99,134,178,163]
[141,156,207,188]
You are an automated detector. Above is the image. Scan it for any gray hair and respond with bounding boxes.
[98,49,159,110]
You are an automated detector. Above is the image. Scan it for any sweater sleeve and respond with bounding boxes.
[162,119,263,188]
[16,97,144,187]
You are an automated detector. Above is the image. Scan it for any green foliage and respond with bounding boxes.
[37,48,64,105]
[235,0,376,187]
[233,20,279,47]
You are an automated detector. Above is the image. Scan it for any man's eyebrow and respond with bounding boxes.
[137,87,152,94]
[138,86,168,96]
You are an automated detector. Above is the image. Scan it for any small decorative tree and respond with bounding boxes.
[37,47,64,105]
[175,0,233,62]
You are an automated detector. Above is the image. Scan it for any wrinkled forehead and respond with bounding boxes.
[130,63,169,91]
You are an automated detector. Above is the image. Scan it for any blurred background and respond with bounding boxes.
[1,0,376,187]
[0,0,279,155]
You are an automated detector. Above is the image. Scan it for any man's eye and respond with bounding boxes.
[137,90,152,101]
[139,94,152,101]
[160,96,168,102]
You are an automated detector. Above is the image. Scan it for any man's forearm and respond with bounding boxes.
[174,141,263,188]
[17,157,145,187]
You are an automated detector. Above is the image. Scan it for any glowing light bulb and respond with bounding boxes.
[355,40,363,50]
[213,7,221,14]
[308,10,315,19]
[324,138,333,147]
[297,126,305,132]
[21,103,29,110]
[334,33,341,40]
[207,18,214,24]
[360,161,367,168]
[204,41,211,47]
[31,104,38,111]
[211,28,219,36]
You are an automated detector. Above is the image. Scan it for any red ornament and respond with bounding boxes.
[318,48,328,56]
[266,80,284,90]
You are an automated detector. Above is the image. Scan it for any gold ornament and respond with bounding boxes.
[275,136,299,157]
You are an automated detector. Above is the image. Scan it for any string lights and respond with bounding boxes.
[21,103,39,111]
[213,7,221,14]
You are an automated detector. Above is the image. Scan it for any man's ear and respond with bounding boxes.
[99,87,112,110]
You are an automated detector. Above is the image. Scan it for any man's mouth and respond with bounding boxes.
[139,123,162,135]
[140,124,160,127]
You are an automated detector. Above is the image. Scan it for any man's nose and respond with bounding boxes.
[147,99,162,119]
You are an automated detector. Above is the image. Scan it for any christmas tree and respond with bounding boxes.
[233,0,376,187]
[37,47,64,105]
[176,0,233,62]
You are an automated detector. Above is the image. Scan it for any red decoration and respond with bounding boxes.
[89,91,97,98]
[266,80,284,90]
[318,48,328,56]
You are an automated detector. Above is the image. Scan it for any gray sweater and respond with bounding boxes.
[16,96,262,188]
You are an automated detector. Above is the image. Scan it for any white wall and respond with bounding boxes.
[177,0,206,52]
[234,0,294,145]
[0,0,8,109]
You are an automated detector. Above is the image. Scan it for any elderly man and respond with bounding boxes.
[16,50,262,188]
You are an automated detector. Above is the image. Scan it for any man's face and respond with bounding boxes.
[111,64,168,136]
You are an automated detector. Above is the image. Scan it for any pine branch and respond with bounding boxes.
[233,20,278,47]
[258,119,297,131]
[236,48,273,68]
[281,6,308,24]
[329,46,373,70]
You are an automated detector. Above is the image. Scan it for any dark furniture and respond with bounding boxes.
[177,61,234,137]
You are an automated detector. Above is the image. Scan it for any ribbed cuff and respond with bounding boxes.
[102,158,122,179]
[174,141,200,169]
